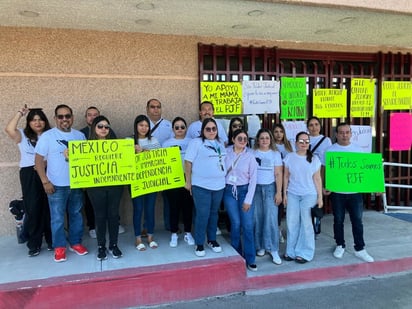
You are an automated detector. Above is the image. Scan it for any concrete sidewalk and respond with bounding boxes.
[1,210,411,308]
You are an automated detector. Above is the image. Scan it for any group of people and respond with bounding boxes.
[5,99,374,269]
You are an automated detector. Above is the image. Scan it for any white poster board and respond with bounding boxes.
[242,80,280,114]
[349,125,373,153]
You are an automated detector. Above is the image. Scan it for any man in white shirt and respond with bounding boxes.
[325,122,374,263]
[187,101,228,145]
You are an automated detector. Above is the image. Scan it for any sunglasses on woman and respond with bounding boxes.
[205,126,217,133]
[97,124,110,130]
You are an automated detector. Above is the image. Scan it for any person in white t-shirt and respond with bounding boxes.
[132,115,161,252]
[185,118,226,257]
[307,116,332,166]
[283,131,323,263]
[35,104,88,263]
[252,128,283,265]
[186,101,228,145]
[325,123,374,263]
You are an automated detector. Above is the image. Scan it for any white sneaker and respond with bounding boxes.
[333,245,345,259]
[169,233,178,247]
[118,225,125,234]
[195,245,206,257]
[184,233,195,245]
[216,227,222,236]
[354,249,374,263]
[89,229,96,239]
[256,249,265,257]
[270,251,282,265]
[207,240,222,253]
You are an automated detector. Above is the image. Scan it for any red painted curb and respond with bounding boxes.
[0,256,246,308]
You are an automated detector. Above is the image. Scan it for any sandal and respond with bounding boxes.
[136,243,146,251]
[295,256,308,264]
[283,254,294,261]
[149,241,158,249]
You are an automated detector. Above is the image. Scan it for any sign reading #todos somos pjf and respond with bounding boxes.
[69,139,136,188]
[325,152,385,193]
[131,146,185,198]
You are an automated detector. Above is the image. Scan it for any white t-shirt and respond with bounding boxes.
[252,149,283,185]
[163,137,191,167]
[184,137,226,190]
[149,118,173,146]
[284,152,321,196]
[310,134,332,166]
[18,128,37,167]
[138,137,161,150]
[186,119,228,144]
[35,127,86,186]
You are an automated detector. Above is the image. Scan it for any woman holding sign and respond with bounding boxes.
[185,118,226,257]
[133,115,161,251]
[283,131,323,263]
[86,116,124,261]
[163,117,194,247]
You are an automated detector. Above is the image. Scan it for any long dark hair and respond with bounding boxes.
[200,118,220,142]
[295,131,313,163]
[24,109,51,145]
[133,114,151,145]
[89,115,111,140]
[172,116,187,128]
[273,123,293,153]
[227,117,244,146]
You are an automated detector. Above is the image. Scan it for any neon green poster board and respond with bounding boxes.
[325,152,385,193]
[313,89,347,118]
[280,77,307,120]
[350,78,375,118]
[69,139,136,188]
[131,147,185,198]
[200,82,242,115]
[381,81,412,110]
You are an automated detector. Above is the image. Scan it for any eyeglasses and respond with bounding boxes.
[149,105,161,109]
[298,139,310,144]
[205,126,217,133]
[56,114,72,120]
[232,124,242,129]
[174,126,186,130]
[97,124,110,130]
[236,136,248,142]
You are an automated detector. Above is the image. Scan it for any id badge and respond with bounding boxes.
[229,175,237,183]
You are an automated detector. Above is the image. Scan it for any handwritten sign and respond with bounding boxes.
[200,82,242,115]
[382,81,412,110]
[131,147,185,198]
[242,80,280,114]
[69,139,136,189]
[280,77,307,120]
[281,121,307,144]
[313,89,347,118]
[389,113,412,151]
[325,152,385,193]
[350,125,373,153]
[350,78,375,118]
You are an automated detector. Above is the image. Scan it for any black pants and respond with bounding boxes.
[165,187,193,234]
[83,191,95,231]
[19,166,52,250]
[87,186,124,247]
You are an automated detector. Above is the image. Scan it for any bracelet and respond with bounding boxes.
[17,111,23,116]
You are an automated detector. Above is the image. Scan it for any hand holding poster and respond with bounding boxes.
[325,152,385,193]
[69,139,136,188]
[242,80,280,114]
[131,147,185,198]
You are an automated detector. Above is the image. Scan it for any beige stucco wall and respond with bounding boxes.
[0,26,409,236]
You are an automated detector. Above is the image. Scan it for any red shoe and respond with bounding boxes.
[69,244,88,256]
[54,247,67,262]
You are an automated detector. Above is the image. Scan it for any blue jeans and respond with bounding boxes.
[331,193,365,251]
[47,186,84,248]
[286,192,317,261]
[192,186,224,246]
[253,183,279,252]
[132,192,157,236]
[224,184,255,265]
